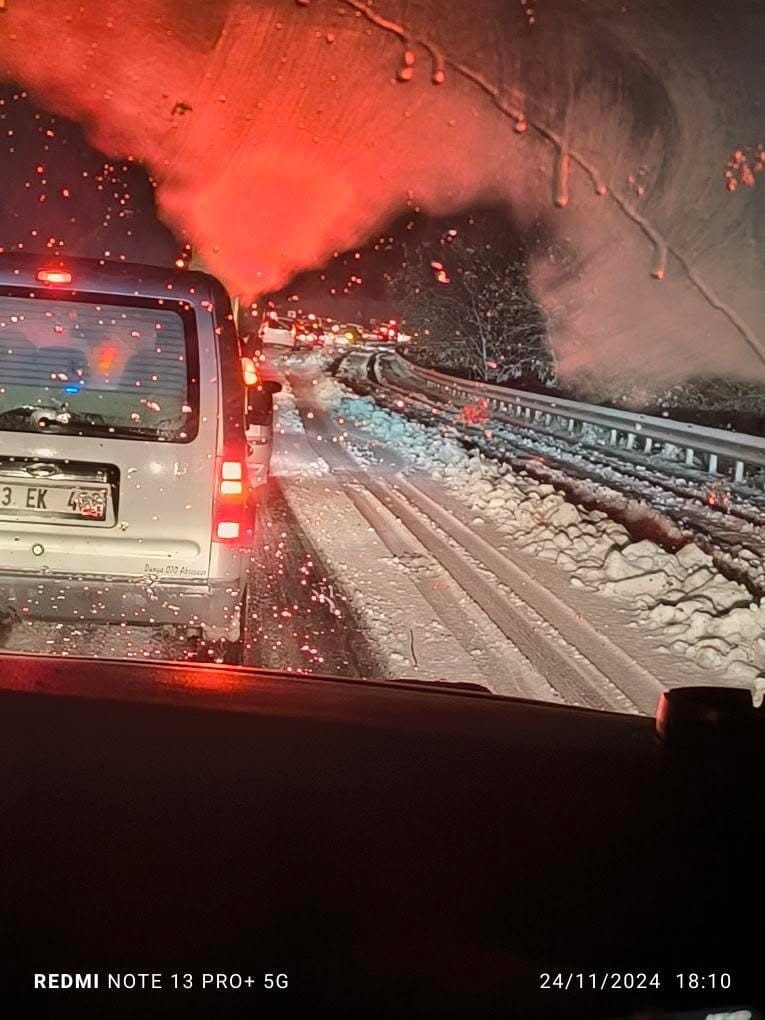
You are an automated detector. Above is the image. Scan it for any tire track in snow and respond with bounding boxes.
[248,476,384,680]
[343,481,546,700]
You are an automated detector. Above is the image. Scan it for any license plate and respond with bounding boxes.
[0,480,110,522]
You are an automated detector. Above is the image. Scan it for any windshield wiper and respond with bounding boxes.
[388,676,494,694]
[0,405,108,430]
[0,405,39,424]
[0,405,188,439]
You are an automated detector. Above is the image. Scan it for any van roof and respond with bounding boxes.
[0,252,226,306]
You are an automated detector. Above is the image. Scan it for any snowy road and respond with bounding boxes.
[286,369,662,713]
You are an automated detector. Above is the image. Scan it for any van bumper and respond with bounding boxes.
[0,572,245,639]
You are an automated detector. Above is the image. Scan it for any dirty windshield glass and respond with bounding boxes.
[0,0,763,716]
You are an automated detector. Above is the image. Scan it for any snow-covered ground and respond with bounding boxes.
[313,363,765,701]
[270,382,330,479]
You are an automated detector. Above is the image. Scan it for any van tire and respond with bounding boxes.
[185,585,248,663]
[219,583,249,665]
[190,632,244,665]
[219,636,244,666]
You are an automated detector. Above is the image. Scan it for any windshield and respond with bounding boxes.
[0,0,763,718]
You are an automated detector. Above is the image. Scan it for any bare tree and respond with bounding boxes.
[391,224,556,388]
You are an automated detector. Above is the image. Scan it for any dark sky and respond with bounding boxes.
[272,204,527,323]
[0,85,178,266]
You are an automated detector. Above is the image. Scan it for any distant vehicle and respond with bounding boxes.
[369,320,411,344]
[333,323,363,346]
[259,316,296,349]
[0,254,272,663]
[294,317,327,350]
[373,320,399,343]
[242,358,282,488]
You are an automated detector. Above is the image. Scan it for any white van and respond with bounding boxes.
[259,316,296,349]
[0,254,277,662]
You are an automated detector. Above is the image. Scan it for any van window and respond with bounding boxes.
[0,294,197,441]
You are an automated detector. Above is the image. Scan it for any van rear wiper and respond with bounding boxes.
[0,405,38,424]
[0,405,108,430]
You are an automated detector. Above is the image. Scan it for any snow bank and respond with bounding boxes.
[273,383,306,435]
[285,349,339,373]
[316,371,765,692]
[270,378,330,479]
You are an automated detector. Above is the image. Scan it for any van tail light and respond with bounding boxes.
[241,356,259,387]
[212,455,249,543]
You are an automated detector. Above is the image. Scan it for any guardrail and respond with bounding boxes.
[375,352,765,484]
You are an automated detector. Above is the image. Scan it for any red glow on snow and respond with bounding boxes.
[458,400,490,426]
[705,483,732,513]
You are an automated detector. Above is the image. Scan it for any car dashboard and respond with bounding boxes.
[0,654,762,1018]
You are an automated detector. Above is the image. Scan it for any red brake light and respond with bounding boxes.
[37,269,72,284]
[213,456,249,543]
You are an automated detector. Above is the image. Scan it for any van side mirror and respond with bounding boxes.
[262,380,282,395]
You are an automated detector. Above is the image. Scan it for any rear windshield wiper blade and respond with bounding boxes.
[1,406,107,427]
[0,405,38,424]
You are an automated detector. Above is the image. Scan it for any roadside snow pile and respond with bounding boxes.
[273,384,305,435]
[317,374,765,689]
[285,350,337,372]
[270,379,329,478]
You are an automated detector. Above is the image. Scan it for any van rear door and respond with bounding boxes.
[0,291,218,589]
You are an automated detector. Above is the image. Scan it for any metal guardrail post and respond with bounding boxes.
[708,453,718,474]
[684,448,695,466]
[734,460,745,483]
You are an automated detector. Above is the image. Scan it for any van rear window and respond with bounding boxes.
[0,294,197,441]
